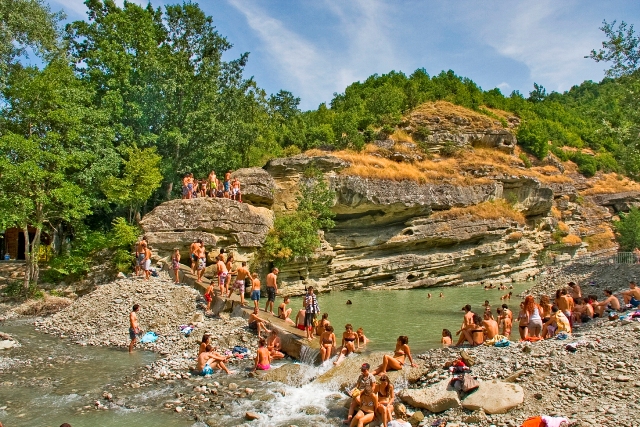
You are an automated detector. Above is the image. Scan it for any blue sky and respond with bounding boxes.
[50,0,640,110]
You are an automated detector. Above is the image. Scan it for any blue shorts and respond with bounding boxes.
[199,365,213,376]
[631,297,640,308]
[251,290,260,301]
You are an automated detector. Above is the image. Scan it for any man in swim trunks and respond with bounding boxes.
[216,255,228,295]
[142,244,152,280]
[204,280,215,312]
[248,306,271,339]
[196,242,206,283]
[295,300,306,331]
[622,281,640,307]
[304,286,320,340]
[135,236,147,277]
[264,267,278,314]
[568,282,582,299]
[230,261,251,305]
[593,289,622,317]
[129,304,141,353]
[482,311,499,340]
[196,345,232,375]
[224,170,231,194]
[189,239,201,275]
[250,273,261,310]
[253,338,271,372]
[231,177,242,202]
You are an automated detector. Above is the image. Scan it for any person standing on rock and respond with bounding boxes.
[216,255,228,294]
[190,239,201,275]
[231,177,242,202]
[264,268,279,315]
[142,244,152,280]
[171,248,181,284]
[129,304,141,353]
[250,273,261,310]
[231,261,251,306]
[135,236,147,277]
[304,286,320,340]
[196,242,206,283]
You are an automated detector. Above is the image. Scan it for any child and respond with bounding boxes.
[204,280,215,312]
[171,248,181,284]
[250,273,261,310]
[441,329,452,347]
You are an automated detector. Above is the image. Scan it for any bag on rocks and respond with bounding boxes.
[232,346,249,355]
[140,331,158,343]
[460,349,475,367]
[461,373,480,393]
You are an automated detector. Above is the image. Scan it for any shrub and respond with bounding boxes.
[517,119,549,159]
[519,153,532,168]
[282,145,302,157]
[613,207,640,251]
[585,230,616,251]
[413,125,431,142]
[440,141,459,157]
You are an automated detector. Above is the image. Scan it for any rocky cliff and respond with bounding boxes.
[141,102,640,294]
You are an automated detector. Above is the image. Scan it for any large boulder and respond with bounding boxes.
[461,380,524,414]
[259,363,307,386]
[397,380,461,413]
[231,168,276,208]
[140,198,274,258]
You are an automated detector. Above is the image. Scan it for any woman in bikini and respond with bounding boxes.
[375,374,394,427]
[350,385,377,427]
[319,325,336,362]
[539,295,552,324]
[278,296,294,325]
[333,324,358,366]
[316,313,330,337]
[517,301,529,340]
[470,314,485,345]
[372,335,417,375]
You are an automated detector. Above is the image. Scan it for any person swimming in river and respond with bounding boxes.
[334,324,359,366]
[346,300,352,305]
[439,292,444,298]
[372,335,417,375]
[441,329,452,347]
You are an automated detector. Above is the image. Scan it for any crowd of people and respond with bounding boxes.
[442,280,640,347]
[181,170,242,202]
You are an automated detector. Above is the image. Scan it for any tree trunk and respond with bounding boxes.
[30,227,42,285]
[22,226,31,291]
[165,181,173,201]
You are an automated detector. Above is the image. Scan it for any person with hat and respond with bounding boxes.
[343,363,376,425]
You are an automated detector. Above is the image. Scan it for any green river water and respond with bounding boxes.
[0,282,534,426]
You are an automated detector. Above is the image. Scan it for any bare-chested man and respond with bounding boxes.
[190,239,201,275]
[142,244,152,280]
[264,267,279,314]
[250,273,261,310]
[231,177,242,202]
[555,290,573,320]
[196,345,232,375]
[253,338,272,372]
[622,281,640,307]
[216,255,228,295]
[196,242,206,283]
[482,311,499,340]
[129,304,141,353]
[455,305,475,346]
[248,306,271,339]
[568,282,582,299]
[266,330,285,360]
[135,237,147,277]
[230,261,251,306]
[593,289,621,317]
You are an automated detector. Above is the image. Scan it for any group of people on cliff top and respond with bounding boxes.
[443,280,640,347]
[181,170,242,202]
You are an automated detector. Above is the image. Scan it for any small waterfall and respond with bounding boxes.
[298,344,320,365]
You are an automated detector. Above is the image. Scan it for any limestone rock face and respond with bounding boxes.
[460,380,524,414]
[397,380,461,413]
[140,198,273,258]
[590,191,640,212]
[231,168,275,208]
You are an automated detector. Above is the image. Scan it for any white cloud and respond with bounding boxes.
[497,82,510,92]
[464,0,604,92]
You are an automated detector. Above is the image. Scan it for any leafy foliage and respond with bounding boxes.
[613,207,640,251]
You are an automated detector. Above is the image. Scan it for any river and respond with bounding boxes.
[0,282,533,426]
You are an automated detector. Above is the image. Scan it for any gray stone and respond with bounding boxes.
[231,168,276,208]
[398,379,461,413]
[461,380,524,414]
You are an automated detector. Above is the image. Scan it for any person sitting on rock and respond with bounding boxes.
[542,305,571,338]
[248,306,271,339]
[319,325,336,363]
[482,311,499,340]
[567,281,582,299]
[469,314,485,345]
[344,363,376,426]
[372,335,417,375]
[592,289,621,317]
[622,281,640,307]
[350,385,377,427]
[333,324,359,366]
[278,296,294,325]
[376,374,395,427]
[266,329,285,360]
[199,334,211,355]
[253,338,271,372]
[196,345,232,375]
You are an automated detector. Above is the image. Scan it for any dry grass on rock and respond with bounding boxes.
[15,295,73,316]
[581,173,640,195]
[430,200,526,225]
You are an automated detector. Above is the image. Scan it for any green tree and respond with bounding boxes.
[101,146,163,223]
[0,60,95,289]
[589,20,640,77]
[613,207,640,251]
